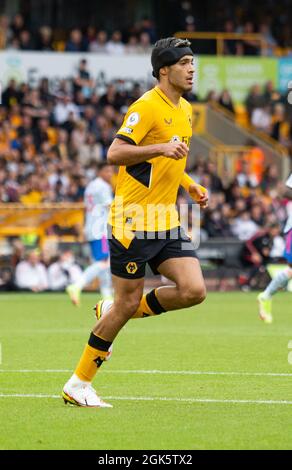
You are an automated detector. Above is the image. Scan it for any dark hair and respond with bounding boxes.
[151,37,193,80]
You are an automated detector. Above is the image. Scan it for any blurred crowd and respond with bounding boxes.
[0,14,156,54]
[0,60,145,205]
[203,81,292,153]
[181,159,291,244]
[0,66,291,233]
[0,1,292,56]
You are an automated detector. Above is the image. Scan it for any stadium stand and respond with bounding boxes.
[0,0,291,291]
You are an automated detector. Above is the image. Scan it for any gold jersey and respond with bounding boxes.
[109,86,192,240]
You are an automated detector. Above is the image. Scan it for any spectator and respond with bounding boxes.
[245,84,265,119]
[126,35,139,53]
[10,13,25,40]
[218,89,235,114]
[15,250,48,291]
[137,32,152,53]
[73,59,95,99]
[48,250,82,291]
[19,30,34,50]
[237,21,260,56]
[65,28,87,52]
[106,31,125,55]
[259,23,277,56]
[89,30,108,53]
[251,104,272,133]
[53,94,79,125]
[36,26,54,51]
[2,79,21,108]
[231,210,259,241]
[77,132,103,166]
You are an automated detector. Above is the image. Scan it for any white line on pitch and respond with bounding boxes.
[0,369,292,377]
[0,393,291,405]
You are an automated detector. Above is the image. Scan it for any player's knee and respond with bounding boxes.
[115,295,141,317]
[178,283,206,307]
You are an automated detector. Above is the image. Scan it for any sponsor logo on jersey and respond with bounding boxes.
[170,135,181,143]
[121,127,134,134]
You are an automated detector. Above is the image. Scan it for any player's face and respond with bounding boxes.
[167,56,194,92]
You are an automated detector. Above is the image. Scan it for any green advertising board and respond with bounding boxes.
[197,57,278,104]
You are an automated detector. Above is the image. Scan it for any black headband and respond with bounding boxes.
[151,46,193,78]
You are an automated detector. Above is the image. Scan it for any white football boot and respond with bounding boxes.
[62,378,112,408]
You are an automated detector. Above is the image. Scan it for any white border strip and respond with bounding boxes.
[1,369,292,377]
[0,393,291,405]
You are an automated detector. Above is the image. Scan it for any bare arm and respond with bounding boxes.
[107,138,189,166]
[180,173,209,209]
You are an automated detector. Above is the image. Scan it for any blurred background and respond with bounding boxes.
[0,0,291,293]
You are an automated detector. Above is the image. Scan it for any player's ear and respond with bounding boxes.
[159,66,168,79]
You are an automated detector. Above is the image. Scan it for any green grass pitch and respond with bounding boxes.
[0,291,291,450]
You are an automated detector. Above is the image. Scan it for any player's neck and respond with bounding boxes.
[157,83,182,107]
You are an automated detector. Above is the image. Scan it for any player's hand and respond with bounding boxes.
[188,183,209,209]
[161,142,189,160]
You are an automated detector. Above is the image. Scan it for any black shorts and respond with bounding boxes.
[109,227,197,279]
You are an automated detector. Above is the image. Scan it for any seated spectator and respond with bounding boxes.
[77,132,103,166]
[223,19,237,55]
[53,94,79,125]
[106,30,125,55]
[2,79,21,108]
[236,160,259,188]
[48,250,82,291]
[205,162,224,192]
[126,35,139,53]
[65,28,87,52]
[271,103,290,145]
[245,84,265,119]
[259,23,277,56]
[218,89,235,114]
[0,15,12,48]
[89,30,108,53]
[19,30,34,50]
[236,21,260,56]
[10,13,25,40]
[15,250,48,292]
[231,210,259,241]
[203,208,232,238]
[137,32,152,53]
[36,25,54,51]
[251,104,272,133]
[261,164,280,192]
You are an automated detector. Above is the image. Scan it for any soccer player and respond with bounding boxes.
[62,37,208,407]
[257,174,292,323]
[66,162,113,306]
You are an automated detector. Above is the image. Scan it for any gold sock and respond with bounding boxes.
[75,333,112,382]
[132,289,166,318]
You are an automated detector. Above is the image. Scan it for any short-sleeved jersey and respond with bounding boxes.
[108,86,192,237]
[84,177,113,241]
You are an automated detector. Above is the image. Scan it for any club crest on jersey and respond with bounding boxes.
[126,262,138,274]
[170,135,181,143]
[126,112,140,127]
